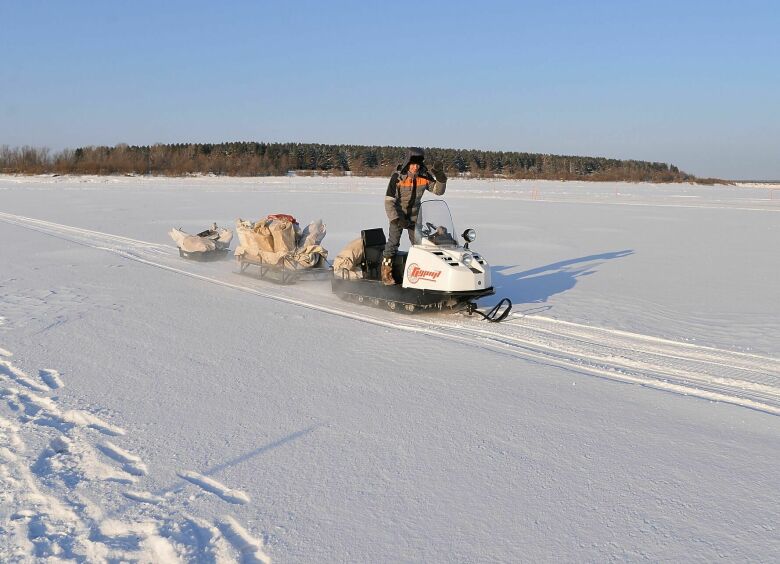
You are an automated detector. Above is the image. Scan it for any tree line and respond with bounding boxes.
[0,142,718,183]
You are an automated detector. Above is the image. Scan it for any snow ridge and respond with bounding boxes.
[0,351,272,562]
[39,369,64,389]
[177,471,251,505]
[0,358,50,393]
[218,515,272,564]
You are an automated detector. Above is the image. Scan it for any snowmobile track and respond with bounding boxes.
[2,210,779,416]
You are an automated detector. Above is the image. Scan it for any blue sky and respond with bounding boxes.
[1,0,778,179]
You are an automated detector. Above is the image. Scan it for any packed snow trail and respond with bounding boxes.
[2,210,779,415]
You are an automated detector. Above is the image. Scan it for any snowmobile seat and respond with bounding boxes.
[361,228,386,280]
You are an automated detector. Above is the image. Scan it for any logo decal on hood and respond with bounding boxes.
[407,263,442,284]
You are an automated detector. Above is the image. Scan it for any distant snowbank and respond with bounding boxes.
[4,174,777,213]
[735,181,780,189]
[0,172,734,189]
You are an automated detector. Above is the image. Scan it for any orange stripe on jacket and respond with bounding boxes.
[397,177,431,188]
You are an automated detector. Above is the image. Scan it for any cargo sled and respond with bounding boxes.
[235,215,331,284]
[170,223,233,261]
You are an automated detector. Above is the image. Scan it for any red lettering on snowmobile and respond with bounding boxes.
[406,263,442,284]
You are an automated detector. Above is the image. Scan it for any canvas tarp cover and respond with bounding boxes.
[300,220,326,248]
[235,216,329,269]
[169,228,217,253]
[332,237,364,279]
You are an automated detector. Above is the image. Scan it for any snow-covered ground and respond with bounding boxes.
[1,174,778,562]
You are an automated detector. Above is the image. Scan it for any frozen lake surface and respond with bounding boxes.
[1,175,778,561]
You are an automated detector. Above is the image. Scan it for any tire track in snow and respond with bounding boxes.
[3,210,779,415]
[0,211,170,251]
[429,317,780,415]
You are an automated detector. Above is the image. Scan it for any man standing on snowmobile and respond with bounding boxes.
[381,147,447,285]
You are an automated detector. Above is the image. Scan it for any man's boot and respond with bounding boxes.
[381,257,395,285]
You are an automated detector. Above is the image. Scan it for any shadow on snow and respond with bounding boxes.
[490,249,634,308]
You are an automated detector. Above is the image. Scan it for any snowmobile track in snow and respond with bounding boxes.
[2,210,779,416]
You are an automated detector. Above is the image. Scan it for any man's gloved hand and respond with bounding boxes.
[431,161,447,183]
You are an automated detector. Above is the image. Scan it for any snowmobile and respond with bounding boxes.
[169,223,233,261]
[331,199,512,322]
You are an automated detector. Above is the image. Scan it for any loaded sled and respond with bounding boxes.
[234,214,331,285]
[170,223,233,261]
[331,200,511,321]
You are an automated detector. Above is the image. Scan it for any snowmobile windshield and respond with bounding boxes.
[415,200,458,247]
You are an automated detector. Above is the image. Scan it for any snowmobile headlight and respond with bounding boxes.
[462,228,476,243]
[462,253,474,267]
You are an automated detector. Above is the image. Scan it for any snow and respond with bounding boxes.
[1,174,779,562]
